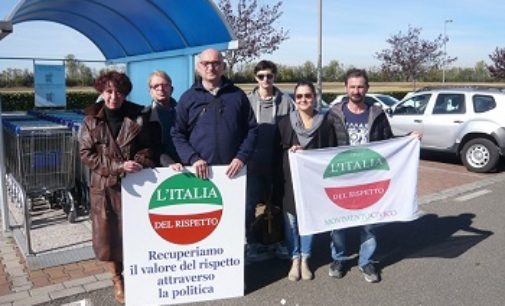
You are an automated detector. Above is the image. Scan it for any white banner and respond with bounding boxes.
[122,167,245,306]
[289,136,420,236]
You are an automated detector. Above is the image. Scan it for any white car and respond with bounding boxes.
[387,86,505,173]
[330,93,400,110]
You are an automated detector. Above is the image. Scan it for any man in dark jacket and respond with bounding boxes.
[171,48,258,178]
[328,69,421,283]
[147,70,181,168]
[326,68,393,284]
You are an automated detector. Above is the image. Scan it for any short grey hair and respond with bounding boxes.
[148,70,172,87]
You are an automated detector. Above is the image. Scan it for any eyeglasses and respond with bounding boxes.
[295,93,313,99]
[150,83,171,90]
[199,61,223,68]
[256,73,274,81]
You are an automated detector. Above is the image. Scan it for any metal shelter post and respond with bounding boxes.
[0,96,11,233]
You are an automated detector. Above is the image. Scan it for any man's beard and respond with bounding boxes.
[349,94,364,103]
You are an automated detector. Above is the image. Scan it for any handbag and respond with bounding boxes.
[250,202,284,245]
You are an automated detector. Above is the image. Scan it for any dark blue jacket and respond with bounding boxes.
[172,77,258,165]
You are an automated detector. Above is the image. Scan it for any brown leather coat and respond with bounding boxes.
[79,101,159,261]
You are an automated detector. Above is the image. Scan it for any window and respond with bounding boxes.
[364,96,377,107]
[394,94,431,115]
[473,95,496,113]
[432,94,465,114]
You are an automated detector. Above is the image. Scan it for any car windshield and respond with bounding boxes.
[375,95,400,106]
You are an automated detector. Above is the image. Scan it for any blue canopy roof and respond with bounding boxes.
[6,0,236,61]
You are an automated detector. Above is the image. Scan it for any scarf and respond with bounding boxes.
[289,110,324,148]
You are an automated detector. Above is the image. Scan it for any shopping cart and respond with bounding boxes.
[34,110,89,222]
[2,114,75,254]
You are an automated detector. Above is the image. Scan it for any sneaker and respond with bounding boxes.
[246,244,273,262]
[270,242,290,260]
[359,263,380,283]
[328,261,345,279]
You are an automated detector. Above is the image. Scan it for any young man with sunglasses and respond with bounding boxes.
[172,48,257,179]
[245,60,294,262]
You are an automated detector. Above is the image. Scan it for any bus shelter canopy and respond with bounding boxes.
[5,0,235,61]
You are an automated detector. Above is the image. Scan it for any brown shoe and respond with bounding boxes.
[112,278,125,304]
[105,261,125,304]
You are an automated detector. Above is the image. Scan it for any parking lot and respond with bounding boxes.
[417,151,494,196]
[31,150,505,306]
[2,149,504,305]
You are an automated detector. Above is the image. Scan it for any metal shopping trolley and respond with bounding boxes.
[2,115,75,254]
[35,110,89,222]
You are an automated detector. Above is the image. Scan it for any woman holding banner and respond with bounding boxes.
[273,80,336,281]
[79,71,160,303]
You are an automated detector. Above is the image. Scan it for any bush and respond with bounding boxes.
[321,91,408,105]
[0,91,98,111]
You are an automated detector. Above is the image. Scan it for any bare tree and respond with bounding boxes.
[488,47,505,80]
[218,0,289,75]
[376,26,456,86]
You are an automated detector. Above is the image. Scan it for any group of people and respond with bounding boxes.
[79,47,418,304]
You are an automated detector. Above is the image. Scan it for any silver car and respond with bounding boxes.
[387,87,505,173]
[331,93,400,110]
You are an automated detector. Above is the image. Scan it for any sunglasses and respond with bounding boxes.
[295,93,313,99]
[256,73,274,81]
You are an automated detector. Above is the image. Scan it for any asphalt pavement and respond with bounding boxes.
[38,169,505,306]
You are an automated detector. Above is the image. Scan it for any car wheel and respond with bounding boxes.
[461,138,499,173]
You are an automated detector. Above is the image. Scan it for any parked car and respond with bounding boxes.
[330,93,400,110]
[386,86,505,173]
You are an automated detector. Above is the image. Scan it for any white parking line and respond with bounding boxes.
[61,299,93,306]
[454,189,492,202]
[419,163,484,178]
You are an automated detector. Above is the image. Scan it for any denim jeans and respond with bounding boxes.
[330,224,378,267]
[245,174,273,243]
[284,212,313,259]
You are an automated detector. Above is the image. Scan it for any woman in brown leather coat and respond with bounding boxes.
[79,71,159,304]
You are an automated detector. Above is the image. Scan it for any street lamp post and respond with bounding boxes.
[316,0,323,108]
[442,19,453,83]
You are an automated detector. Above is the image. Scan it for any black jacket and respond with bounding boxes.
[272,113,338,215]
[327,102,393,144]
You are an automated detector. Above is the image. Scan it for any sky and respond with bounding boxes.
[1,0,505,72]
